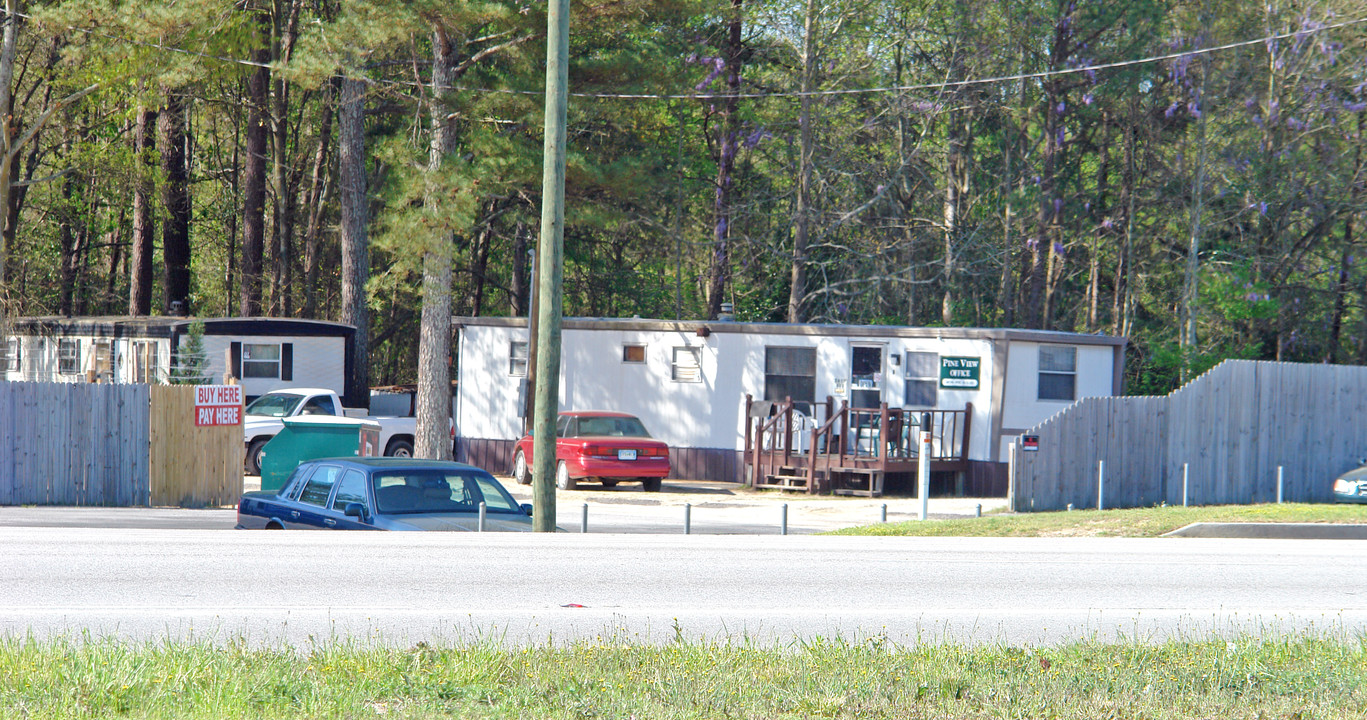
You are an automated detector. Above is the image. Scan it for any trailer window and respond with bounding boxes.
[1038,346,1077,401]
[671,346,702,382]
[242,343,281,379]
[903,351,938,407]
[764,347,815,412]
[0,337,18,372]
[58,339,80,375]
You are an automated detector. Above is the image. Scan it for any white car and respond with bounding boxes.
[243,388,420,475]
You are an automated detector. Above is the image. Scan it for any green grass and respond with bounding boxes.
[1,634,1365,719]
[827,502,1367,537]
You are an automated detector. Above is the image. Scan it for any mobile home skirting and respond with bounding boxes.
[458,435,1007,495]
[457,438,744,484]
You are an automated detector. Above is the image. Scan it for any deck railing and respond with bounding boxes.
[745,394,972,494]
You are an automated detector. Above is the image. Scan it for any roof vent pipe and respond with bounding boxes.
[718,302,734,321]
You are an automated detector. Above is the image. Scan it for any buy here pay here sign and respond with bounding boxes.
[195,385,243,427]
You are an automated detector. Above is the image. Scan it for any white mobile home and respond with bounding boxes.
[454,317,1126,494]
[2,316,362,406]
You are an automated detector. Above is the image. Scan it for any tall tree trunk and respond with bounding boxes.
[301,88,334,319]
[787,0,816,323]
[338,75,369,407]
[74,172,97,314]
[0,0,17,288]
[943,117,969,326]
[160,92,191,314]
[416,27,457,460]
[1087,117,1111,333]
[468,216,492,316]
[240,10,271,317]
[129,106,157,316]
[1113,99,1137,336]
[58,162,79,316]
[269,0,301,316]
[1179,3,1212,375]
[511,220,529,316]
[104,211,124,314]
[706,0,742,320]
[1024,10,1071,330]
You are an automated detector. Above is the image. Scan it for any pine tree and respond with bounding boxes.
[170,320,211,385]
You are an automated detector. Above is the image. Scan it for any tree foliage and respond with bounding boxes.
[0,0,1366,394]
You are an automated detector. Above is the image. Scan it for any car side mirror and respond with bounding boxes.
[344,502,369,522]
[520,503,534,517]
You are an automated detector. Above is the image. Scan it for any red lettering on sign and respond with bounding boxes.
[193,385,244,426]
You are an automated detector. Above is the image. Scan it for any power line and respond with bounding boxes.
[12,7,1367,102]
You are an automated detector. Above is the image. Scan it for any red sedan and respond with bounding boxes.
[512,411,670,491]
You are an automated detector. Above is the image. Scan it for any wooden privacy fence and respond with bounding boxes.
[0,381,151,505]
[1011,360,1367,512]
[149,385,242,507]
[0,381,241,507]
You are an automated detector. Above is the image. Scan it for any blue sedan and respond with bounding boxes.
[236,457,535,531]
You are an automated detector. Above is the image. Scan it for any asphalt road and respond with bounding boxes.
[0,480,1007,534]
[2,528,1363,647]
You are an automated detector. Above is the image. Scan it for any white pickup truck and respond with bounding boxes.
[242,388,423,475]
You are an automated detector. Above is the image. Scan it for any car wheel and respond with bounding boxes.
[600,479,619,488]
[642,478,662,492]
[245,439,268,476]
[513,450,531,485]
[555,461,577,491]
[386,439,414,458]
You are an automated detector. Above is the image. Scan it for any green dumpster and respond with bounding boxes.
[258,416,382,493]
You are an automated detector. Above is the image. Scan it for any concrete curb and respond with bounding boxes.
[1163,522,1367,539]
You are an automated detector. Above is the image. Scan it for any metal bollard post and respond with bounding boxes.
[1183,463,1189,507]
[581,503,588,533]
[684,503,691,535]
[880,503,887,523]
[1277,466,1284,504]
[975,503,982,518]
[478,502,487,532]
[1097,460,1106,511]
[780,503,788,535]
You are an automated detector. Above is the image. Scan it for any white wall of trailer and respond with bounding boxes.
[2,335,173,384]
[998,340,1119,459]
[193,334,348,399]
[4,330,346,399]
[457,323,1023,462]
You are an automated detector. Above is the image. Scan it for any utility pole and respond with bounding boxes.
[531,0,569,532]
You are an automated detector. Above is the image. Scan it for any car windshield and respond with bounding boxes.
[245,394,302,418]
[572,415,651,438]
[371,469,522,515]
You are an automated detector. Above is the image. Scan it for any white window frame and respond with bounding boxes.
[58,338,80,375]
[241,342,282,379]
[903,351,938,407]
[509,341,529,376]
[671,346,702,382]
[0,337,18,373]
[1038,345,1077,402]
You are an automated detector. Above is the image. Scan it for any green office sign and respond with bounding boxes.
[940,356,981,389]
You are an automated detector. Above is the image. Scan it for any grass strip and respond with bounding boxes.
[1,633,1364,719]
[827,502,1367,537]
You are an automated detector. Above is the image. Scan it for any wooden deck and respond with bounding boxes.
[743,396,972,497]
